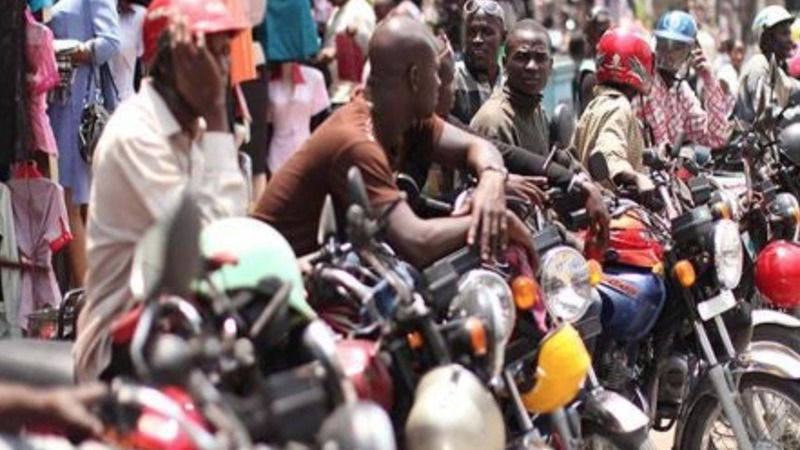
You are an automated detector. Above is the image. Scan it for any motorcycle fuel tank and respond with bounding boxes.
[596,265,667,342]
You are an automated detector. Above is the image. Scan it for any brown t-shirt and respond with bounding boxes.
[253,97,444,256]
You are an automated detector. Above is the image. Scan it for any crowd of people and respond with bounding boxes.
[3,0,800,442]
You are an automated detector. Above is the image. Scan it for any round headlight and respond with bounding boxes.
[540,247,593,322]
[714,219,743,289]
[449,270,515,381]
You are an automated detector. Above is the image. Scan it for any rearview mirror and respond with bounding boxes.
[129,194,202,301]
[347,166,373,218]
[396,173,421,205]
[317,195,338,246]
[587,152,610,182]
[550,103,576,150]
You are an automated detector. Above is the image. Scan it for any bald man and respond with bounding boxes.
[471,19,553,157]
[253,17,534,267]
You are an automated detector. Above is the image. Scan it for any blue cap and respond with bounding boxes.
[654,11,698,44]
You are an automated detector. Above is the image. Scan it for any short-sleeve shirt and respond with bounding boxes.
[253,97,444,256]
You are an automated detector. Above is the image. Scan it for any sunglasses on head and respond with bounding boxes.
[463,0,505,21]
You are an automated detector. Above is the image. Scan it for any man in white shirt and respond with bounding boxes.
[74,0,249,381]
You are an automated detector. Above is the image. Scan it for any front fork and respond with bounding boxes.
[694,317,758,450]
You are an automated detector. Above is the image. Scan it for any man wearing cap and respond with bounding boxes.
[636,10,734,151]
[452,0,507,124]
[575,7,612,114]
[736,5,800,122]
[74,0,249,381]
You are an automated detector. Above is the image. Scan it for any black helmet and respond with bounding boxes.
[779,123,800,167]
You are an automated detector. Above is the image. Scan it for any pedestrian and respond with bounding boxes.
[47,0,120,288]
[108,0,146,101]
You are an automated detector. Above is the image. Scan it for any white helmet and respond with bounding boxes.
[752,5,794,41]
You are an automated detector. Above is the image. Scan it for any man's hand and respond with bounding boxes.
[69,43,93,65]
[170,15,227,130]
[454,170,508,260]
[39,384,107,440]
[690,48,711,77]
[580,180,610,249]
[507,174,548,207]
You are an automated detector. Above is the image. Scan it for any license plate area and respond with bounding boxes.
[697,290,736,321]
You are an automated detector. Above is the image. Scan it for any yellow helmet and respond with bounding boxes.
[521,324,591,414]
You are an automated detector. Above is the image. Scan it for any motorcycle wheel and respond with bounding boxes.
[753,323,800,355]
[678,373,800,450]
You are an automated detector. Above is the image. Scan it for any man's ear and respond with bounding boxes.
[409,63,420,93]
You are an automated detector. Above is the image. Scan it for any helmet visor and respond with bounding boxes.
[655,37,692,73]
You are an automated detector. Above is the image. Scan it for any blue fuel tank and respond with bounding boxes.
[596,265,667,342]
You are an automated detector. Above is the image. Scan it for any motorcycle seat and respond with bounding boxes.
[0,339,74,386]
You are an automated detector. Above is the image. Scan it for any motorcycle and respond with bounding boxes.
[585,152,800,449]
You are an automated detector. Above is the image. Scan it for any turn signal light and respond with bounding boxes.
[407,332,423,349]
[512,276,539,309]
[673,260,696,287]
[587,259,603,287]
[465,317,488,357]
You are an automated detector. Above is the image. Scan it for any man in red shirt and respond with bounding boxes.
[254,16,534,267]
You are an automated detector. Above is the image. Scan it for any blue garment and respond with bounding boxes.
[27,0,52,12]
[262,0,319,63]
[47,0,120,205]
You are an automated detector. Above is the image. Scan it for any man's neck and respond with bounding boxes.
[368,97,411,152]
[658,70,676,88]
[505,84,541,111]
[466,58,499,85]
[153,82,199,135]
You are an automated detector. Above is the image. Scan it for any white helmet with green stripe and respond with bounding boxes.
[197,217,316,319]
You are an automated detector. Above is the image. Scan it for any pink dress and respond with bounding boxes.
[25,10,59,155]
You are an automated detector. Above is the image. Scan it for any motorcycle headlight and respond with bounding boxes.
[540,247,593,322]
[714,219,743,289]
[449,270,515,381]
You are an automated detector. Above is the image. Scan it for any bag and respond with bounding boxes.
[79,64,117,165]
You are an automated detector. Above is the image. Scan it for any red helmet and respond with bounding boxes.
[595,28,654,94]
[142,0,248,64]
[754,240,800,308]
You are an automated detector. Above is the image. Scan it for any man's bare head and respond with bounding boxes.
[367,16,441,119]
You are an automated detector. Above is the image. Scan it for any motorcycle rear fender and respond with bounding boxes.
[752,308,800,329]
[743,340,800,380]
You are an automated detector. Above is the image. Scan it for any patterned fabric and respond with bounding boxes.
[636,71,734,149]
[451,58,504,124]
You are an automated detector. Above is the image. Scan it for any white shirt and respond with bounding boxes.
[268,65,330,173]
[108,4,145,100]
[75,80,248,380]
[324,0,375,104]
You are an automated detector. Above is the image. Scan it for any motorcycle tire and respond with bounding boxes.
[678,373,800,450]
[753,323,800,356]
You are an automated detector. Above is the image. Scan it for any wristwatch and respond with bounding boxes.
[481,164,509,181]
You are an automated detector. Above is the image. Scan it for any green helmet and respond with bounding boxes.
[197,217,316,318]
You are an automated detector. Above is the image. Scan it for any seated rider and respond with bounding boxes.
[252,16,535,268]
[574,28,655,194]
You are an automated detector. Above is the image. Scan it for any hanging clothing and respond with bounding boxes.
[267,64,330,173]
[323,0,375,104]
[108,4,145,101]
[47,0,120,206]
[263,0,320,63]
[25,10,59,156]
[7,174,72,330]
[222,0,257,85]
[0,184,22,338]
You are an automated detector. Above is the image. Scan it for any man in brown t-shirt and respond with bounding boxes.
[254,16,534,267]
